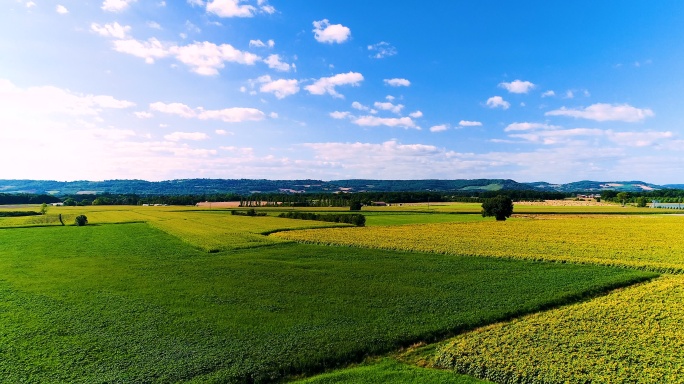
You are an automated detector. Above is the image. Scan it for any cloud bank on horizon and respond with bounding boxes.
[1,0,683,183]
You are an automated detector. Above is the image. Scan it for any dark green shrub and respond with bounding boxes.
[481,195,514,221]
[74,215,88,226]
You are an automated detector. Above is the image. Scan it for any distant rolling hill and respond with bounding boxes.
[0,178,678,196]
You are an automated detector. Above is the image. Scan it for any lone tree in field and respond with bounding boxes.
[481,195,514,221]
[74,215,88,226]
[617,192,629,206]
[350,201,362,211]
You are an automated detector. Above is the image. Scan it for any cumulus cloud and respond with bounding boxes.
[409,111,423,118]
[249,39,274,48]
[541,90,555,98]
[351,101,370,111]
[459,120,482,127]
[305,72,363,98]
[486,96,510,109]
[164,131,209,141]
[198,108,265,122]
[101,0,137,12]
[256,75,300,99]
[374,101,404,114]
[367,42,397,59]
[499,79,535,94]
[149,101,266,122]
[257,0,275,14]
[312,19,351,44]
[56,5,68,14]
[150,102,196,118]
[384,78,410,87]
[112,38,170,64]
[0,79,135,116]
[504,122,561,132]
[170,41,259,75]
[330,111,351,119]
[206,0,256,17]
[545,103,654,122]
[352,116,417,129]
[91,22,131,39]
[430,124,448,132]
[264,54,293,72]
[110,36,260,74]
[134,111,153,119]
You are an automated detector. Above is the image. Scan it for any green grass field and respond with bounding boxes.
[0,213,655,383]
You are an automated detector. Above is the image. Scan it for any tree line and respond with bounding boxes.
[3,190,683,207]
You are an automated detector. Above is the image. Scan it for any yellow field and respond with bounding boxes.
[434,275,684,383]
[272,215,684,273]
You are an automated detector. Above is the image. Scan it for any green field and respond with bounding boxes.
[0,206,660,383]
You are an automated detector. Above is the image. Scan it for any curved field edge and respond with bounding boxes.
[0,223,655,383]
[289,358,493,384]
[432,275,684,383]
[271,215,684,273]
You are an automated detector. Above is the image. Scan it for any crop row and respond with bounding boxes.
[433,275,684,383]
[272,215,684,273]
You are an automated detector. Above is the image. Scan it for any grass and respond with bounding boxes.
[292,358,492,383]
[433,275,684,383]
[0,223,654,383]
[273,214,684,273]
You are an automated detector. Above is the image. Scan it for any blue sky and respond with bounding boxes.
[2,1,683,183]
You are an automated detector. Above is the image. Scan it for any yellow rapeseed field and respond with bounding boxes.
[272,215,684,272]
[433,275,684,383]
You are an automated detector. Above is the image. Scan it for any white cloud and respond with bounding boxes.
[545,103,655,122]
[112,38,170,64]
[249,39,274,48]
[264,54,293,72]
[386,95,395,101]
[409,111,423,118]
[499,79,535,94]
[26,2,36,8]
[459,120,482,127]
[351,101,370,111]
[486,96,510,109]
[101,0,137,12]
[257,0,275,14]
[149,101,265,122]
[352,116,417,129]
[164,132,209,141]
[206,0,256,17]
[367,42,397,59]
[430,124,449,132]
[112,37,262,75]
[608,130,673,147]
[312,19,351,44]
[305,72,363,98]
[384,78,410,87]
[56,5,68,14]
[197,108,265,122]
[91,22,131,39]
[565,90,574,99]
[256,75,300,99]
[542,90,555,98]
[0,79,135,117]
[134,111,153,119]
[169,41,260,75]
[330,111,351,119]
[147,21,162,30]
[374,101,404,114]
[504,122,560,132]
[150,102,196,118]
[215,129,234,135]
